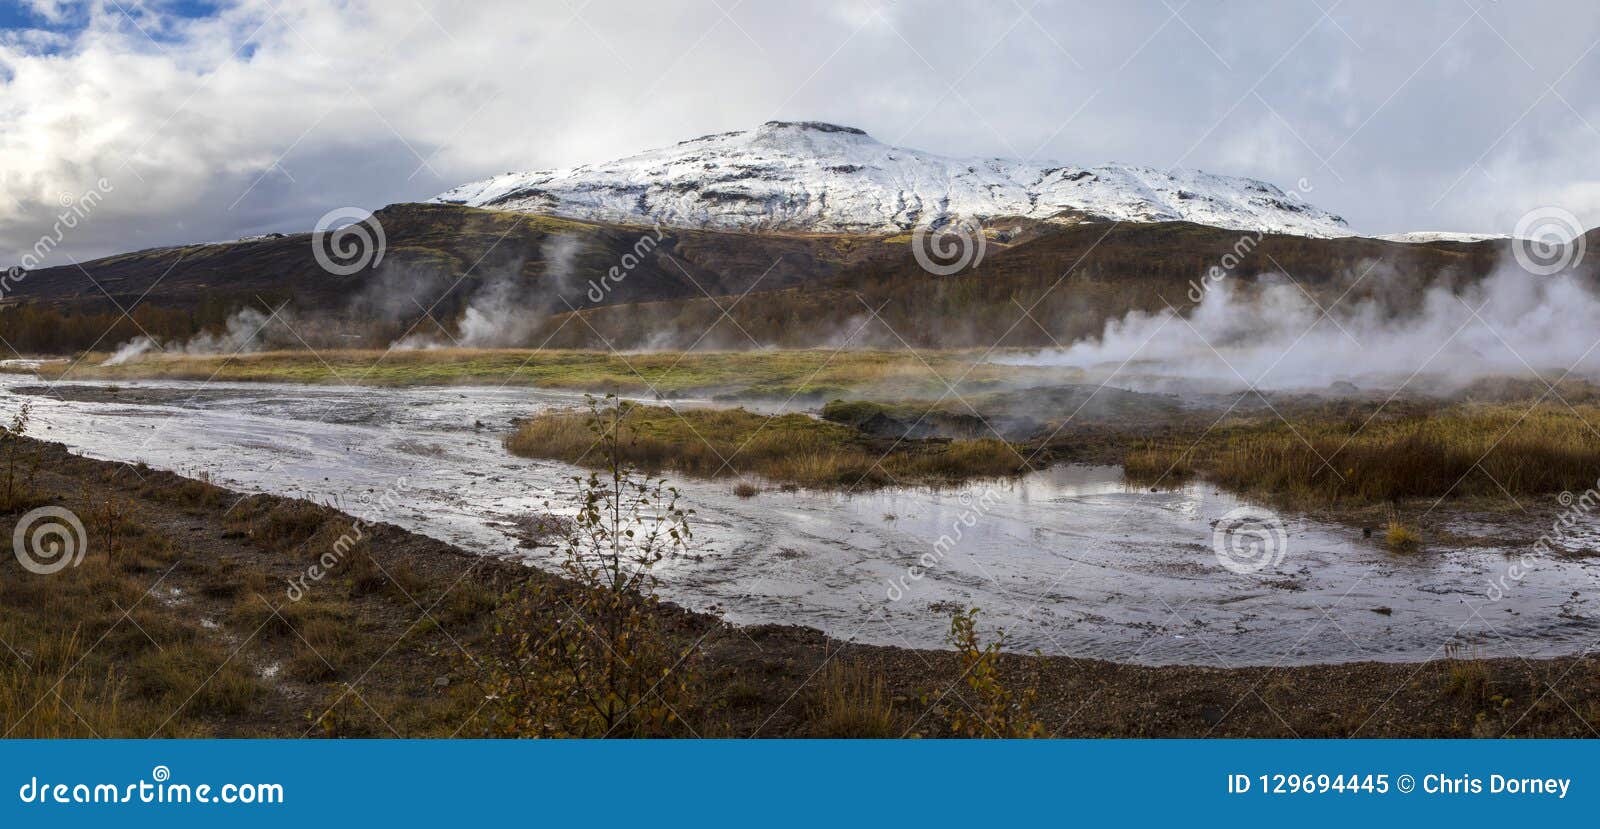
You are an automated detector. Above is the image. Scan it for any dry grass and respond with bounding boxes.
[1384,521,1422,553]
[1443,645,1490,703]
[1124,403,1600,504]
[805,661,903,738]
[0,513,256,736]
[503,403,1027,489]
[0,442,496,738]
[39,347,1067,401]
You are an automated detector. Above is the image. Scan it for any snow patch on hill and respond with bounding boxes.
[1373,231,1508,244]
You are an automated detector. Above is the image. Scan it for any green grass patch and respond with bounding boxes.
[504,403,1028,488]
[42,347,1070,400]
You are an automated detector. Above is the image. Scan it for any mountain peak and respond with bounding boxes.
[757,120,870,137]
[433,124,1350,237]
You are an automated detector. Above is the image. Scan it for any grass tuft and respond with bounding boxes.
[805,662,903,738]
[1384,521,1422,554]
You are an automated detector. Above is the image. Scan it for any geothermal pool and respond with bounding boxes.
[3,373,1596,666]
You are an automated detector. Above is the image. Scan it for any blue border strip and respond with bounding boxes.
[0,740,1591,825]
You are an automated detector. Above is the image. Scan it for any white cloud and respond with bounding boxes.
[0,0,1597,266]
[21,0,79,25]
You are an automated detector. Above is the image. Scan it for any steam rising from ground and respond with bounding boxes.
[99,232,589,362]
[93,245,1600,388]
[458,235,580,348]
[101,336,158,366]
[998,260,1600,392]
[102,308,277,366]
[394,234,582,350]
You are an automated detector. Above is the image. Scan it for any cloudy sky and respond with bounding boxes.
[3,0,1599,265]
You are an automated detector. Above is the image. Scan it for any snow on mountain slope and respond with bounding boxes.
[1373,231,1507,244]
[433,121,1351,238]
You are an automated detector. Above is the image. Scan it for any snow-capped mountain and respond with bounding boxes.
[433,121,1351,238]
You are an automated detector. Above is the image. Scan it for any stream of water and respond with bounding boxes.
[3,372,1595,665]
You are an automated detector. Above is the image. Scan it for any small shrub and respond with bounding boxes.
[472,395,701,738]
[942,608,1045,738]
[0,403,34,509]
